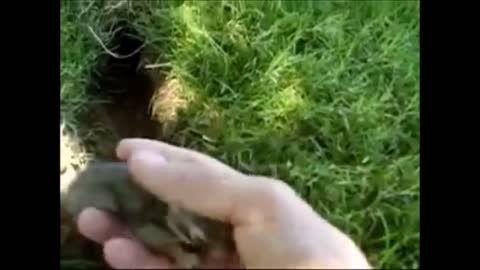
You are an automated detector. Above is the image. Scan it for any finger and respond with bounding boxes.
[127,151,274,224]
[116,138,201,162]
[77,208,129,244]
[104,238,173,269]
[116,138,228,168]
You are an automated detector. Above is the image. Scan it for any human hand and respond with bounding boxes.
[77,138,371,269]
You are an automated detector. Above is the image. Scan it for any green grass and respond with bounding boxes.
[61,0,419,269]
[61,0,98,126]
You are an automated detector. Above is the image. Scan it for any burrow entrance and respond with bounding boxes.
[79,21,165,160]
[61,21,167,265]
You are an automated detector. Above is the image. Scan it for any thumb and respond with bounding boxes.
[127,151,253,223]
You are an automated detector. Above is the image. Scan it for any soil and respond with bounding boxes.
[79,22,165,160]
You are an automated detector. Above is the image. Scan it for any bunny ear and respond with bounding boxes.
[166,205,208,244]
[133,223,182,251]
[64,185,120,219]
[63,162,123,218]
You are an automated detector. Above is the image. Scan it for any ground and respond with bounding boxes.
[60,0,419,269]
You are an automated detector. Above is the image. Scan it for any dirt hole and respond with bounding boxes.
[80,21,165,160]
[61,21,165,264]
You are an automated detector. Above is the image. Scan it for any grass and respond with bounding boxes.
[60,0,419,269]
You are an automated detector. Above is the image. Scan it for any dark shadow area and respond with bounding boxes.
[77,21,164,160]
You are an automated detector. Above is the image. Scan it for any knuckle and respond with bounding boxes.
[256,176,295,204]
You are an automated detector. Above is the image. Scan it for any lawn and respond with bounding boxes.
[60,0,419,269]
